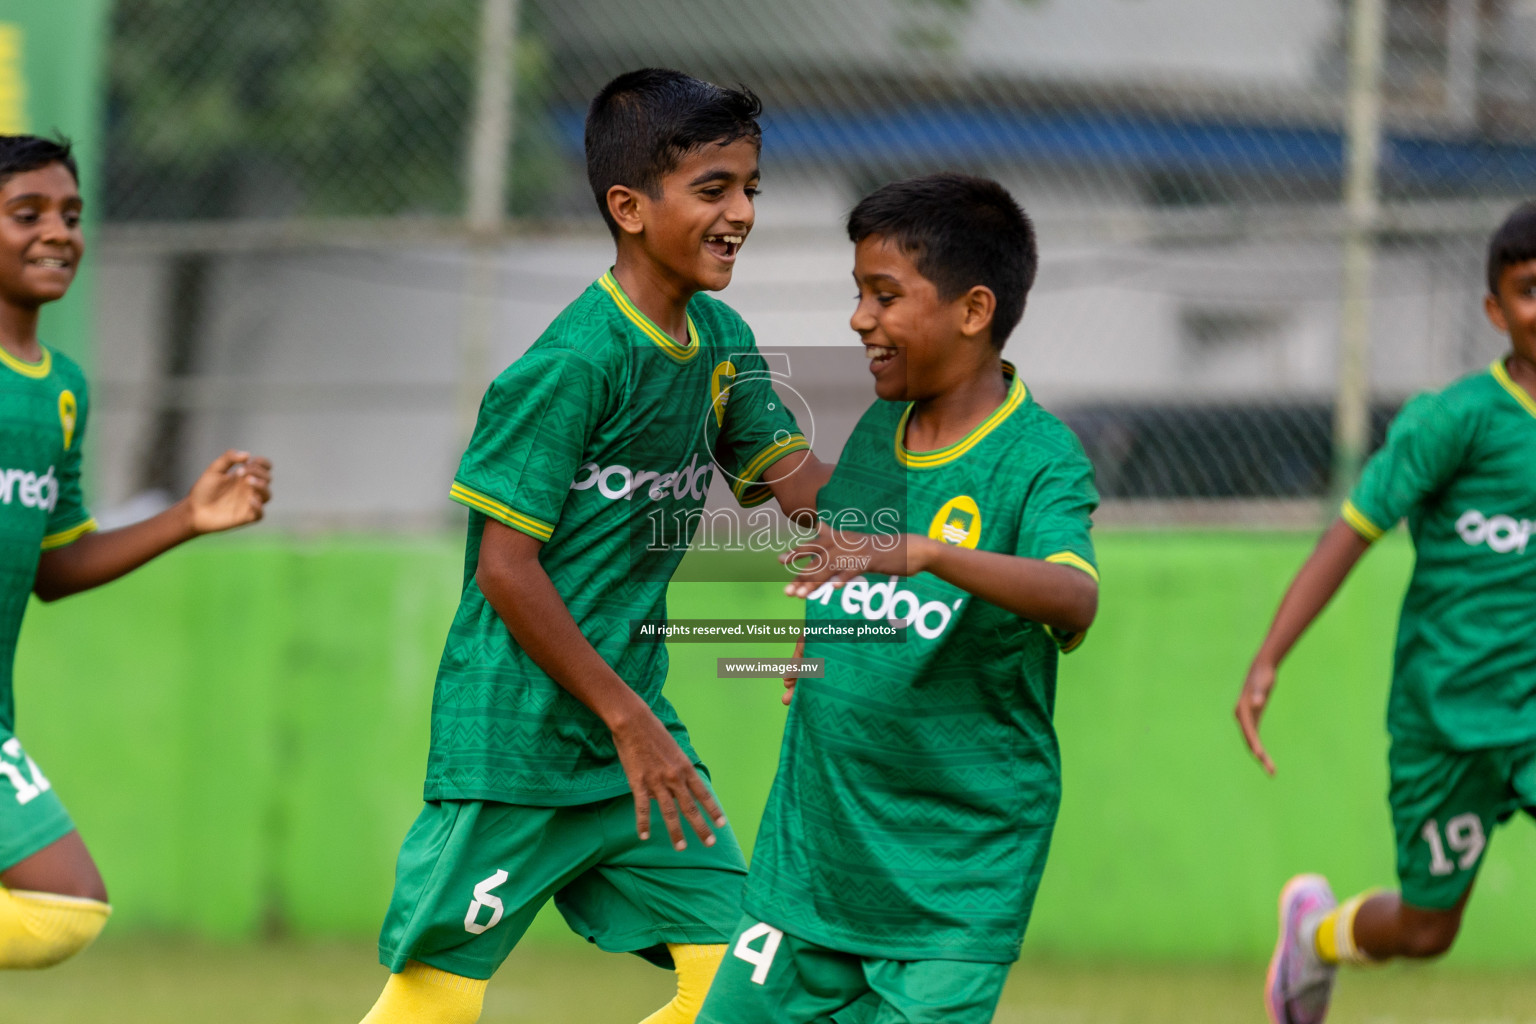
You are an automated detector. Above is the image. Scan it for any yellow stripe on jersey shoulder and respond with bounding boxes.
[731,434,810,502]
[1340,500,1386,542]
[449,483,555,541]
[41,518,97,551]
[1045,550,1099,582]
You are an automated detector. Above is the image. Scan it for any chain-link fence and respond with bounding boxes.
[91,0,1536,526]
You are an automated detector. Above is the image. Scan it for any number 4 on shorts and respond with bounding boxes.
[733,921,783,984]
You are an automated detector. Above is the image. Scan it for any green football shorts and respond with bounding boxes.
[698,914,1011,1024]
[1390,737,1536,910]
[0,728,76,871]
[378,793,747,980]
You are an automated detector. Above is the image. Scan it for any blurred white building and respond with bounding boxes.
[90,0,1532,524]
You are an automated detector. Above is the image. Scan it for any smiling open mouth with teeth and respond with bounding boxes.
[703,234,744,259]
[28,257,71,269]
[865,345,897,369]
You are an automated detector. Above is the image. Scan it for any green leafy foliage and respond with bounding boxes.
[106,0,481,219]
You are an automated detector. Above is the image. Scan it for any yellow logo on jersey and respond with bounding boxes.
[710,360,736,427]
[58,390,77,450]
[928,495,981,549]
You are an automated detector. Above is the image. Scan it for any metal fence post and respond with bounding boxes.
[1332,0,1387,504]
[459,0,519,438]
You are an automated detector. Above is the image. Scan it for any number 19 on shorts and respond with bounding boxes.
[1422,814,1486,876]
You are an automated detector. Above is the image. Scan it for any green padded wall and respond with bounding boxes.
[13,533,1536,963]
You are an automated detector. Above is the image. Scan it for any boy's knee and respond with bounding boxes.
[0,889,111,969]
[1399,908,1461,959]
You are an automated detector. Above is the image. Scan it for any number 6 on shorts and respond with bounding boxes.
[733,921,783,984]
[463,869,508,934]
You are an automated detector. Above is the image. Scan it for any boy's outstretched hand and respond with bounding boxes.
[1232,519,1372,778]
[186,450,272,534]
[33,449,274,602]
[780,523,919,598]
[1235,661,1279,776]
[610,710,725,851]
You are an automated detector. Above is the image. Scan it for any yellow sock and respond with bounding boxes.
[0,887,111,969]
[1314,891,1381,966]
[638,943,727,1024]
[360,960,487,1024]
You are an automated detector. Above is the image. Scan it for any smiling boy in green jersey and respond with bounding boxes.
[359,70,827,1024]
[697,174,1099,1024]
[1240,202,1536,1024]
[0,135,271,970]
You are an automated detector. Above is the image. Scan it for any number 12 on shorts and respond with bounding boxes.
[1422,814,1486,876]
[733,922,783,984]
[0,738,51,806]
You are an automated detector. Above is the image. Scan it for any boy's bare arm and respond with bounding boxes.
[921,541,1096,633]
[475,520,725,850]
[762,450,833,527]
[33,450,271,601]
[1235,518,1372,775]
[781,524,1097,634]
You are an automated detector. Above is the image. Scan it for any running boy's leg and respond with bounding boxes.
[1268,741,1535,1023]
[364,793,744,1024]
[0,732,110,968]
[1344,888,1470,960]
[1318,739,1536,963]
[362,800,609,1023]
[553,790,747,1023]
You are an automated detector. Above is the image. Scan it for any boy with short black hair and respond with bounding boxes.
[360,69,824,1024]
[698,173,1099,1024]
[0,133,271,969]
[1240,201,1536,1024]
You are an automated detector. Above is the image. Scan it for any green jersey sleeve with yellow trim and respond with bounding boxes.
[42,371,92,548]
[1015,438,1099,652]
[691,303,808,507]
[1016,437,1098,576]
[1343,391,1466,541]
[451,350,612,541]
[1339,364,1536,749]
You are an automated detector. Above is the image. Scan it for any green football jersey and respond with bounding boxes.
[743,364,1099,962]
[428,271,808,805]
[0,345,95,732]
[1343,359,1536,750]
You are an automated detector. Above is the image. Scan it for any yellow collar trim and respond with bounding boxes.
[597,271,700,362]
[1491,359,1536,422]
[895,363,1027,469]
[0,343,51,379]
